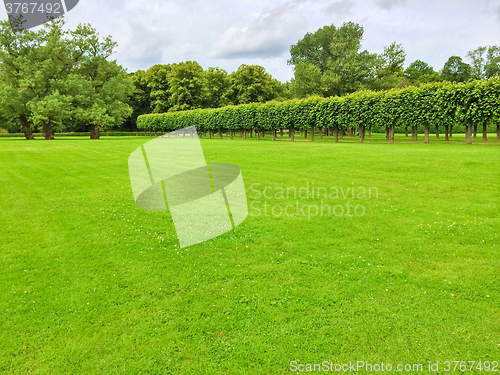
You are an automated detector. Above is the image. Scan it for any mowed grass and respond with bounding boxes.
[0,135,499,374]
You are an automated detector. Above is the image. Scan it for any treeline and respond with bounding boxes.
[0,18,134,139]
[137,77,500,144]
[2,19,499,139]
[126,22,500,129]
[125,63,287,130]
[287,23,499,97]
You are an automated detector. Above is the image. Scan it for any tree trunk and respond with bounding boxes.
[473,124,477,138]
[20,115,34,140]
[311,127,315,141]
[339,128,344,140]
[230,130,233,139]
[449,123,453,138]
[304,129,307,138]
[271,130,276,141]
[405,126,408,137]
[257,130,261,140]
[250,129,253,138]
[466,121,472,144]
[497,124,500,140]
[482,121,487,142]
[334,126,338,142]
[424,122,429,144]
[435,124,439,139]
[444,124,449,142]
[390,124,395,144]
[209,131,212,139]
[43,122,55,140]
[290,127,295,141]
[359,124,364,143]
[413,125,418,141]
[319,128,323,139]
[218,127,223,139]
[385,127,389,140]
[244,130,247,140]
[90,124,100,140]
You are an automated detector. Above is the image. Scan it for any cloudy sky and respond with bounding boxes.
[2,0,500,82]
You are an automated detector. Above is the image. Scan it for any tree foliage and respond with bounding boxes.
[167,61,207,111]
[0,17,133,139]
[288,23,407,97]
[138,77,500,141]
[227,64,280,105]
[441,56,472,82]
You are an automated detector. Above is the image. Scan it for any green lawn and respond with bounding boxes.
[1,135,499,374]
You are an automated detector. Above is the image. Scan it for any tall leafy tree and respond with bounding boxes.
[371,42,407,90]
[288,22,378,97]
[123,69,152,131]
[145,64,172,113]
[404,60,439,85]
[466,46,500,79]
[441,56,472,82]
[0,18,87,139]
[288,24,337,73]
[72,58,134,139]
[228,64,278,104]
[0,18,133,139]
[167,61,207,111]
[467,46,488,80]
[290,63,323,98]
[204,67,231,108]
[485,46,500,78]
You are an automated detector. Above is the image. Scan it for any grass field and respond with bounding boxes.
[1,134,499,374]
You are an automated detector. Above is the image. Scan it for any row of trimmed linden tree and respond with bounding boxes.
[137,77,500,144]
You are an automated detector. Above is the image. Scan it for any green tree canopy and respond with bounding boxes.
[124,69,152,131]
[288,24,338,73]
[0,17,133,139]
[288,23,404,96]
[228,64,278,104]
[370,42,407,90]
[441,56,472,82]
[167,61,207,111]
[404,60,440,85]
[145,64,172,113]
[485,46,500,78]
[204,67,232,108]
[468,45,500,79]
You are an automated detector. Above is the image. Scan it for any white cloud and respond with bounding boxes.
[116,19,174,70]
[212,3,308,59]
[8,0,497,81]
[374,0,408,10]
[326,0,355,17]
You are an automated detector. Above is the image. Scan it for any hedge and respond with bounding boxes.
[137,78,500,144]
[0,131,152,138]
